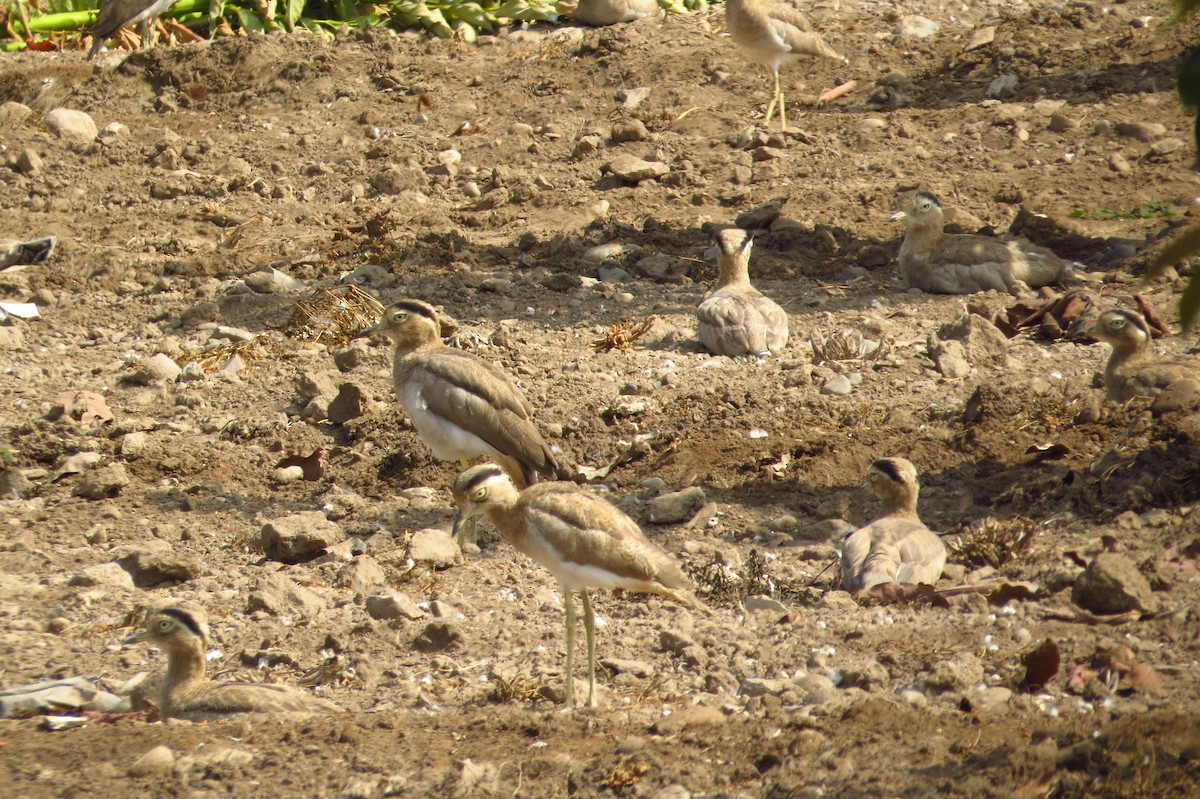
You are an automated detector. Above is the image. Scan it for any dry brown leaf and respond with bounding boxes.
[857,582,949,607]
[56,390,114,426]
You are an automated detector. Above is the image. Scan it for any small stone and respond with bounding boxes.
[649,705,726,734]
[922,652,984,694]
[15,149,42,174]
[119,431,149,460]
[246,571,326,617]
[610,119,649,143]
[897,15,939,38]
[820,374,853,396]
[743,595,789,615]
[931,339,971,378]
[792,674,837,705]
[272,466,305,484]
[69,562,135,591]
[128,745,175,778]
[1108,153,1131,174]
[648,486,706,524]
[740,677,787,697]
[604,155,669,184]
[1072,553,1158,614]
[365,592,425,621]
[412,621,463,652]
[43,108,98,142]
[1151,379,1200,415]
[616,87,651,109]
[409,528,461,569]
[129,353,182,385]
[260,511,344,563]
[336,555,386,595]
[73,463,130,499]
[328,383,370,424]
[964,26,994,51]
[1114,121,1166,142]
[115,546,202,586]
[986,74,1019,98]
[936,314,1009,368]
[600,658,655,677]
[1149,138,1185,156]
[838,658,890,691]
[1048,113,1079,133]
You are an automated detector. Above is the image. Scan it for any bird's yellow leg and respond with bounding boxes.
[563,591,576,710]
[456,457,478,547]
[764,68,780,126]
[777,73,788,130]
[581,591,596,709]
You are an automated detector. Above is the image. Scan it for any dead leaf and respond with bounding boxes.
[55,390,113,426]
[275,449,324,481]
[1127,661,1165,693]
[1019,639,1060,692]
[1025,442,1070,462]
[857,582,949,607]
[1134,294,1172,338]
[1013,769,1057,799]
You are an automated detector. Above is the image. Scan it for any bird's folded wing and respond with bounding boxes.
[525,489,666,582]
[194,682,340,714]
[698,293,757,355]
[769,11,841,60]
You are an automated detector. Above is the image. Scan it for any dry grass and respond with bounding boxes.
[951,516,1038,569]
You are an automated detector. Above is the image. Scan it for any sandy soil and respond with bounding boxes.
[2,1,1200,796]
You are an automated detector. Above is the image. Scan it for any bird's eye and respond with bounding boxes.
[473,487,487,501]
[1109,317,1125,329]
[392,311,408,323]
[157,619,173,631]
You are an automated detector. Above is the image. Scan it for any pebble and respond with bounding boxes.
[73,463,130,500]
[616,87,651,109]
[114,544,202,586]
[68,563,135,591]
[820,374,853,395]
[896,15,939,38]
[247,571,326,617]
[648,486,706,524]
[604,155,669,184]
[260,511,344,563]
[366,592,426,621]
[409,528,461,569]
[128,745,175,778]
[43,108,98,142]
[1072,553,1158,614]
[129,353,182,385]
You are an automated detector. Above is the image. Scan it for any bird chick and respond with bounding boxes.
[697,228,789,358]
[841,458,946,593]
[724,0,843,129]
[364,300,562,544]
[88,0,176,59]
[889,190,1077,295]
[452,464,707,709]
[124,603,342,720]
[1084,309,1197,404]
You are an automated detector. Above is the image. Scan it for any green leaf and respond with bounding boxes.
[235,5,265,31]
[286,0,306,30]
[452,18,476,42]
[1181,273,1200,333]
[447,2,491,30]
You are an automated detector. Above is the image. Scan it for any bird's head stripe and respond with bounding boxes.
[159,607,205,641]
[916,191,941,208]
[871,458,903,483]
[390,300,437,320]
[465,465,506,494]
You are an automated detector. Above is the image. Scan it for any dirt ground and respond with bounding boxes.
[2,0,1200,796]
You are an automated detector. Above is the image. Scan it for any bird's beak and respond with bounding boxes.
[357,323,382,339]
[1065,316,1097,341]
[123,629,148,645]
[887,210,907,223]
[451,511,464,541]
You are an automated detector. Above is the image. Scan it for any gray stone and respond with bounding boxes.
[72,463,130,499]
[1151,379,1200,415]
[648,486,706,524]
[610,119,649,143]
[740,677,787,697]
[246,571,326,617]
[296,371,338,403]
[936,314,1008,368]
[930,338,971,378]
[964,26,994,51]
[115,546,201,586]
[1114,121,1167,142]
[743,595,789,615]
[412,621,463,652]
[44,108,97,142]
[365,592,425,621]
[1072,553,1158,614]
[371,165,425,195]
[69,562,135,591]
[15,148,42,174]
[922,651,984,694]
[0,327,25,350]
[336,555,386,595]
[820,374,853,396]
[129,353,182,385]
[792,673,837,705]
[600,658,654,677]
[616,87,651,109]
[409,528,461,569]
[897,15,939,38]
[128,745,175,778]
[119,431,149,460]
[328,382,370,424]
[260,511,344,563]
[604,155,669,183]
[838,658,890,691]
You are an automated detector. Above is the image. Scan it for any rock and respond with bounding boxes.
[1151,379,1200,415]
[986,74,1019,98]
[180,301,220,327]
[412,621,463,652]
[743,595,789,615]
[1114,121,1166,142]
[936,314,1008,368]
[115,547,202,586]
[740,677,787,697]
[922,651,984,694]
[365,592,425,621]
[128,745,175,778]
[610,119,649,143]
[600,658,655,677]
[650,705,725,734]
[69,562,135,591]
[296,371,337,403]
[0,467,30,499]
[72,463,130,499]
[736,201,783,230]
[0,326,26,350]
[128,353,182,385]
[575,0,656,25]
[246,571,326,617]
[336,555,386,595]
[328,382,370,424]
[648,487,706,524]
[929,338,971,378]
[15,148,42,174]
[244,268,302,294]
[1072,553,1158,614]
[897,15,939,38]
[820,374,854,396]
[838,658,890,691]
[44,108,98,142]
[0,101,32,125]
[409,528,461,569]
[964,26,994,51]
[604,155,669,184]
[616,87,651,110]
[371,165,425,195]
[792,674,837,705]
[119,431,149,460]
[260,511,344,563]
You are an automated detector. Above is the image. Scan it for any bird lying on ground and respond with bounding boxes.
[1078,309,1198,404]
[452,464,708,709]
[841,457,947,594]
[697,228,789,358]
[124,602,342,720]
[889,190,1077,295]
